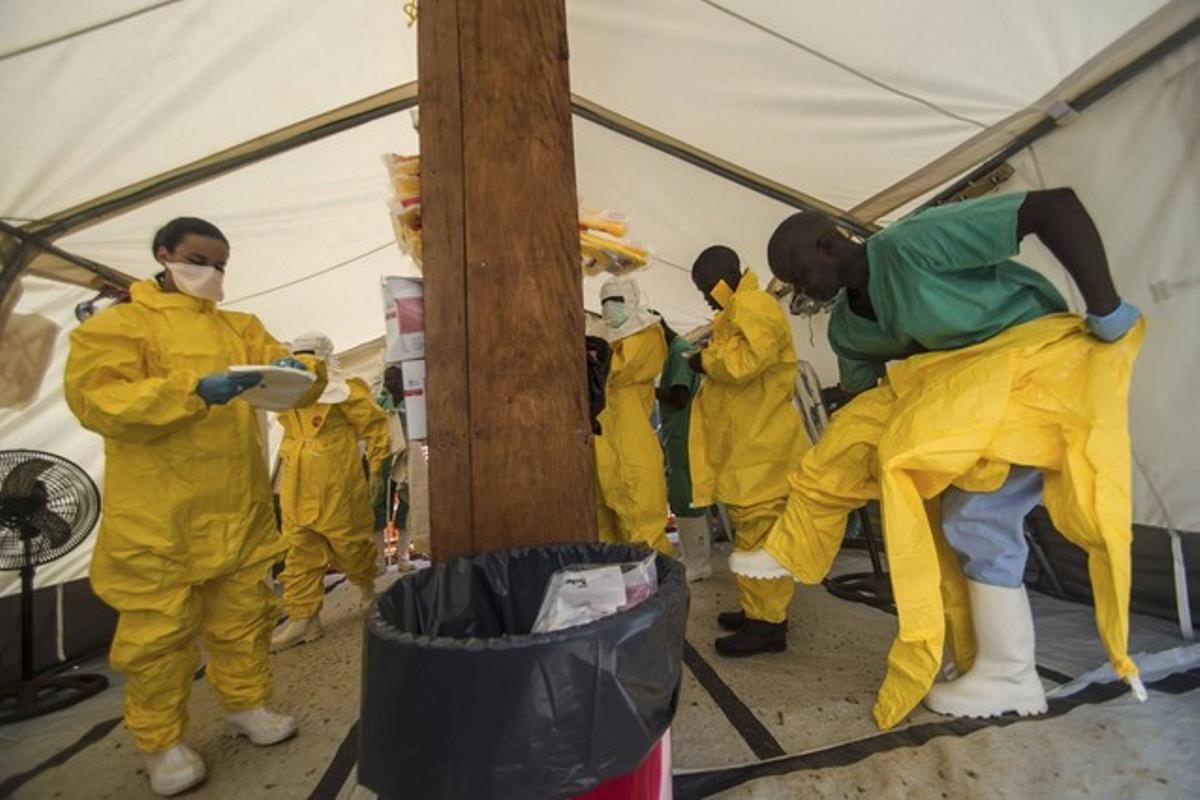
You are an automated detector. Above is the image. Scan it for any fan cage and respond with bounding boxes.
[0,450,101,570]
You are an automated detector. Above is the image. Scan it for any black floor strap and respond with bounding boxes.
[308,720,359,800]
[7,573,354,793]
[673,668,1200,799]
[682,641,786,760]
[0,716,123,798]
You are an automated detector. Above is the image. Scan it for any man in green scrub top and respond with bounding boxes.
[655,318,712,582]
[757,188,1140,719]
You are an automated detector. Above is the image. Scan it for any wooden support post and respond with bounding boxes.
[419,0,596,560]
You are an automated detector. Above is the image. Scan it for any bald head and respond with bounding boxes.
[768,213,840,278]
[767,212,854,303]
[692,245,741,290]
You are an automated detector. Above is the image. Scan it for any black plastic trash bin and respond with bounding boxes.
[358,542,689,800]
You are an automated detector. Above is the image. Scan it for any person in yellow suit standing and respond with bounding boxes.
[688,246,805,657]
[64,217,325,796]
[270,332,391,651]
[594,277,672,556]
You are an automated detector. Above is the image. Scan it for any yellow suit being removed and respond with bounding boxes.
[271,332,391,651]
[688,248,805,657]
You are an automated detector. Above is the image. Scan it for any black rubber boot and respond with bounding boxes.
[714,619,787,657]
[716,609,747,631]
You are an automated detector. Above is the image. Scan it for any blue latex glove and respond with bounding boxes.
[1086,300,1141,342]
[197,372,262,405]
[272,356,307,371]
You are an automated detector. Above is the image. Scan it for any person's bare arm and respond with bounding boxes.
[1017,188,1120,315]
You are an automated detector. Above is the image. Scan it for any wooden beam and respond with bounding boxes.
[420,0,596,561]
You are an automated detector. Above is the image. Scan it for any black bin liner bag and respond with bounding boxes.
[359,542,689,800]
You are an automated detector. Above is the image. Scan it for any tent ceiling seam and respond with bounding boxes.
[0,222,135,292]
[571,95,876,235]
[854,4,1200,222]
[23,83,419,242]
[698,0,989,131]
[0,0,187,63]
[224,241,395,306]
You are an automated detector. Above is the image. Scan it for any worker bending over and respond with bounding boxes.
[594,277,672,556]
[272,331,391,651]
[688,247,805,656]
[734,189,1142,726]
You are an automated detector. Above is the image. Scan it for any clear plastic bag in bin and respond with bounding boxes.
[532,553,658,633]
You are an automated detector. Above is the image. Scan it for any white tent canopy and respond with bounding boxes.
[2,0,1198,597]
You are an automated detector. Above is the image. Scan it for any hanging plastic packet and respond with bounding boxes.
[532,553,658,633]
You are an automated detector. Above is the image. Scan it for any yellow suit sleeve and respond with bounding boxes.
[64,308,209,443]
[342,379,392,469]
[608,327,666,388]
[236,313,328,406]
[703,294,789,384]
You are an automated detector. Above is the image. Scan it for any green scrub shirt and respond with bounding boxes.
[659,335,703,517]
[828,191,1068,393]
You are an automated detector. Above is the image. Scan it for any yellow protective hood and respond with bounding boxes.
[764,314,1145,729]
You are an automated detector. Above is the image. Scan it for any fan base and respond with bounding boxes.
[0,672,110,726]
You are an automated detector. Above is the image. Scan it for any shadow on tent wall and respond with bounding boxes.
[0,578,116,688]
[1026,508,1199,625]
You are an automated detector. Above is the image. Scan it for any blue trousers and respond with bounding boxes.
[941,467,1043,588]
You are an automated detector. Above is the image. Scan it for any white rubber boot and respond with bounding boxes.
[144,743,206,796]
[729,548,793,580]
[924,580,1048,718]
[269,616,323,652]
[225,707,298,746]
[676,516,713,582]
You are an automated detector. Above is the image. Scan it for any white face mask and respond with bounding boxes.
[165,261,225,302]
[602,301,629,329]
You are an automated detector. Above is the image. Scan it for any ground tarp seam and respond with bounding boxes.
[308,720,358,800]
[0,716,122,798]
[682,640,786,760]
[671,668,1200,799]
[1035,664,1074,684]
[0,575,350,797]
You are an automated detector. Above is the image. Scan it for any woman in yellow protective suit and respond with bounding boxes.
[64,217,325,797]
[270,331,391,651]
[688,246,805,657]
[594,277,671,556]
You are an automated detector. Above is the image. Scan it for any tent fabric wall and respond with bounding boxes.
[0,278,104,597]
[1,1,1197,602]
[1000,36,1200,532]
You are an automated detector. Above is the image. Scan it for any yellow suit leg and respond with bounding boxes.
[325,525,380,590]
[279,527,333,620]
[108,586,202,752]
[596,495,621,544]
[729,498,794,623]
[199,559,278,712]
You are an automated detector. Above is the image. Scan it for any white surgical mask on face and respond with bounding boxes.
[602,301,629,329]
[166,262,225,302]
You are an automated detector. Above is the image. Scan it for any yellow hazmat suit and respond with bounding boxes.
[595,325,671,555]
[277,378,391,619]
[63,280,324,752]
[762,314,1144,728]
[689,271,805,622]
